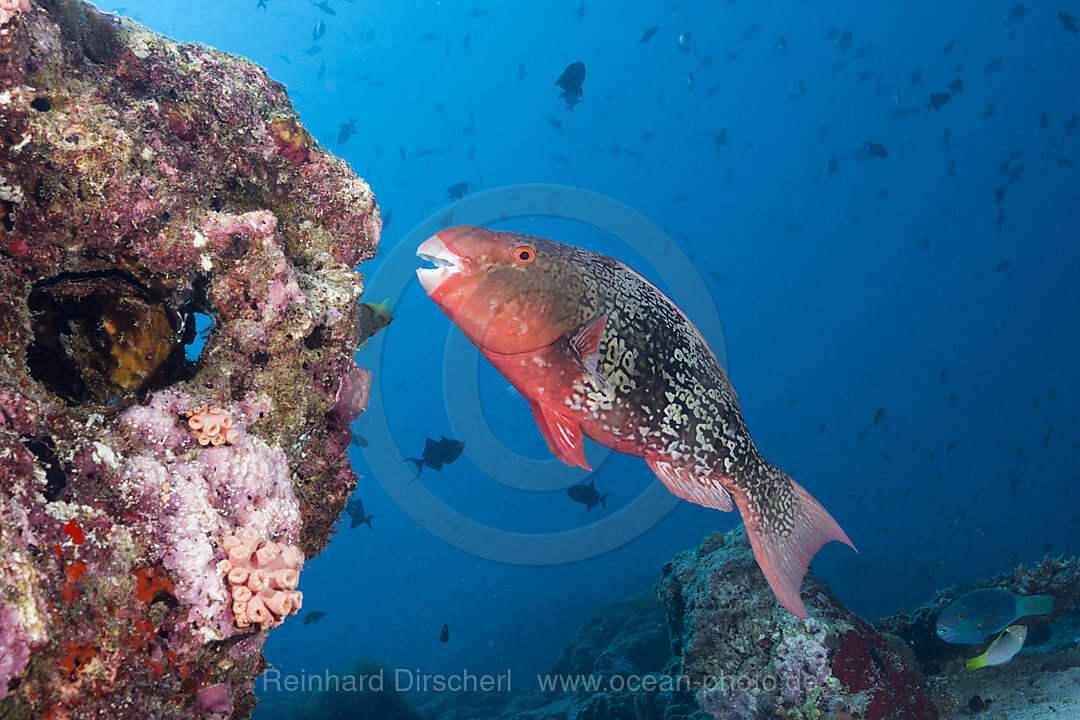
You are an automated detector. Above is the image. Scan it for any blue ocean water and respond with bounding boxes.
[109,0,1078,707]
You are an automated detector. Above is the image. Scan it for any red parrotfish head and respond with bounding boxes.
[416,225,589,355]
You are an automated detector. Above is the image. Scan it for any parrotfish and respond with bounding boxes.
[965,624,1027,670]
[416,225,855,618]
[937,588,1053,644]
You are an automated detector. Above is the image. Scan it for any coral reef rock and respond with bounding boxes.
[655,528,939,720]
[0,1,379,717]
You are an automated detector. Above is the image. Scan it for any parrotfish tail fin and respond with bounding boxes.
[364,516,376,530]
[600,492,612,510]
[1018,594,1054,617]
[728,467,856,619]
[404,458,424,483]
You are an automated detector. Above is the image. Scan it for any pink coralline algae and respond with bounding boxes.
[0,1,379,717]
[218,528,303,629]
[0,0,28,28]
[185,404,240,446]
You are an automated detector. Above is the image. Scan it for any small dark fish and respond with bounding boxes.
[336,118,357,144]
[983,102,996,120]
[909,68,923,88]
[986,57,1002,74]
[567,480,612,511]
[855,44,872,58]
[926,92,951,111]
[440,623,450,643]
[714,129,728,150]
[949,392,957,405]
[742,22,759,40]
[1064,115,1078,137]
[639,26,658,44]
[872,408,885,427]
[641,130,655,142]
[1058,156,1077,168]
[997,260,1013,272]
[1009,4,1030,20]
[303,45,323,56]
[345,497,376,529]
[864,140,888,158]
[1061,11,1078,34]
[303,611,325,625]
[677,32,692,54]
[275,53,291,64]
[312,19,326,41]
[994,186,1005,205]
[1008,164,1024,183]
[467,7,487,19]
[311,0,336,15]
[406,436,465,481]
[555,61,586,111]
[837,26,853,53]
[547,116,565,134]
[939,129,950,150]
[816,126,830,141]
[419,32,440,42]
[351,434,368,448]
[827,155,838,177]
[943,38,956,56]
[947,78,964,96]
[446,181,469,201]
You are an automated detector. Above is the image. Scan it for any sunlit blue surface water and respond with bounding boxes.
[109,0,1078,702]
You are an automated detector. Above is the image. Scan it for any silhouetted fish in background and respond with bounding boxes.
[1061,11,1078,34]
[416,225,855,618]
[948,78,964,96]
[639,26,658,44]
[567,480,612,511]
[312,19,325,41]
[345,497,376,529]
[303,611,325,625]
[864,141,888,158]
[406,436,466,482]
[440,623,450,642]
[926,92,951,110]
[337,118,357,143]
[446,181,469,200]
[556,61,586,111]
[310,0,336,15]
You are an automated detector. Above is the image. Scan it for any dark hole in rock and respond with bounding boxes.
[0,200,14,232]
[251,352,269,366]
[30,97,52,112]
[303,324,331,350]
[26,271,195,406]
[22,437,67,502]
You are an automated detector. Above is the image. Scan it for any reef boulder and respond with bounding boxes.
[655,528,939,720]
[0,1,379,717]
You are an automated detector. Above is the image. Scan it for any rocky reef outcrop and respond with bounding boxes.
[655,529,938,720]
[0,1,379,717]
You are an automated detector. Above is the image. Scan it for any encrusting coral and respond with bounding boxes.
[0,0,379,716]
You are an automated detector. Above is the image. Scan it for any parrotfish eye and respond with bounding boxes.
[958,613,966,620]
[513,244,536,266]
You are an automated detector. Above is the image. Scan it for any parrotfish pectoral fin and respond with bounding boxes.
[1018,594,1054,617]
[569,315,609,388]
[531,402,592,471]
[728,471,856,619]
[647,458,733,512]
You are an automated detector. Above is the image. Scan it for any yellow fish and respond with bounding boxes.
[965,624,1027,670]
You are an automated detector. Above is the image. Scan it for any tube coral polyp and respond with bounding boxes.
[217,528,303,629]
[184,405,239,446]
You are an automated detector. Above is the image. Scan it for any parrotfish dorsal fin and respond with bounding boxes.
[530,402,591,471]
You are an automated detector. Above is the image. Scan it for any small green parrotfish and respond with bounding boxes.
[965,624,1027,670]
[937,588,1053,644]
[416,225,855,618]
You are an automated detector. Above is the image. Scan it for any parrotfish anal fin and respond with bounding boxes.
[1018,594,1054,617]
[569,315,608,386]
[728,470,856,619]
[531,402,591,471]
[647,458,733,512]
